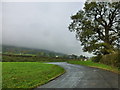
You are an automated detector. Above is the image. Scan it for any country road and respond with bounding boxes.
[35,62,119,88]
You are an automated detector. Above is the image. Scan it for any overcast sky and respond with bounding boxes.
[2,2,93,56]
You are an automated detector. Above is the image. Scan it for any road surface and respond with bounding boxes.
[35,62,119,88]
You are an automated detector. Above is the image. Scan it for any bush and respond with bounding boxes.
[92,55,102,62]
[100,51,120,67]
[2,54,80,62]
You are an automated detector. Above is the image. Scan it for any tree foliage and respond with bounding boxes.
[69,2,120,55]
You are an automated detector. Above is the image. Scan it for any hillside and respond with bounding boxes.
[2,45,66,57]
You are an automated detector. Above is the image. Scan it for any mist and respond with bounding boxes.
[2,2,93,56]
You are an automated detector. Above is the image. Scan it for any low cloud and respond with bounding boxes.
[2,2,93,56]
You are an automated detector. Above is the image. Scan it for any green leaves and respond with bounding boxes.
[68,1,120,55]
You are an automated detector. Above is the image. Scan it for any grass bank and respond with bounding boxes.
[2,62,65,88]
[67,60,120,74]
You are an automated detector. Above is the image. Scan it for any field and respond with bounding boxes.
[2,62,65,88]
[67,60,120,74]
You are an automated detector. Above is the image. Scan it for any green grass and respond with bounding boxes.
[2,62,65,88]
[67,60,120,74]
[0,62,1,90]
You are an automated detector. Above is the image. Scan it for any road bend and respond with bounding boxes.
[35,62,118,88]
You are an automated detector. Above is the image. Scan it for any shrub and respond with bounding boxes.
[100,51,120,67]
[2,54,80,62]
[92,55,102,62]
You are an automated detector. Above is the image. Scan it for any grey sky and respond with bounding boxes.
[2,2,93,56]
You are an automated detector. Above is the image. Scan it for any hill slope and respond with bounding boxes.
[2,45,66,57]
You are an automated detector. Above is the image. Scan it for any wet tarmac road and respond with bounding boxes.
[36,62,118,88]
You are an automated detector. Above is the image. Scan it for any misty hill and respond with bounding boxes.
[2,45,66,57]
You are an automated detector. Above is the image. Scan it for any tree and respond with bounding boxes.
[79,55,86,59]
[68,2,120,55]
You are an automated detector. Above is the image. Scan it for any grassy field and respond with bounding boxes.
[2,62,65,88]
[67,60,120,74]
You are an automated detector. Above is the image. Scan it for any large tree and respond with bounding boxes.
[69,2,120,55]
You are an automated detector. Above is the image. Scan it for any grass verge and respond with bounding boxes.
[2,62,65,88]
[67,60,120,74]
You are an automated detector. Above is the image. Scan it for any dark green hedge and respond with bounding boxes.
[100,52,120,68]
[91,55,102,62]
[2,55,80,62]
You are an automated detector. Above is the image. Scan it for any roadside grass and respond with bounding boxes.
[2,62,65,88]
[67,60,120,74]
